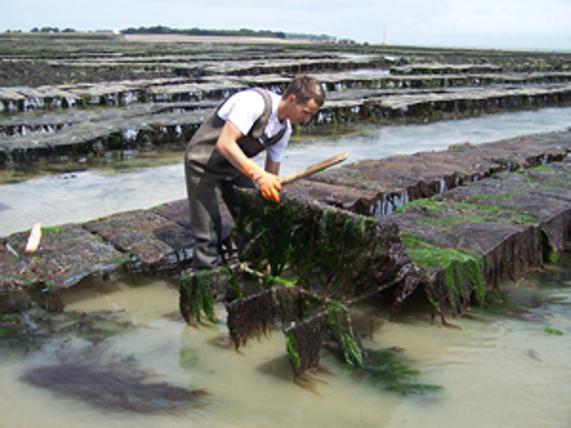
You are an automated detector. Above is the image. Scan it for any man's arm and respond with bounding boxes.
[215,120,282,203]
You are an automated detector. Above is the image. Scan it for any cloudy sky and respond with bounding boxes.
[3,0,570,51]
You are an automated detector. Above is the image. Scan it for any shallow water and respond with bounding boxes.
[1,258,569,428]
[1,106,571,236]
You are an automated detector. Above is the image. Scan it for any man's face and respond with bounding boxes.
[286,96,321,125]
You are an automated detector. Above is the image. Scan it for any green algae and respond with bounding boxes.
[542,327,564,336]
[519,166,571,190]
[236,193,389,297]
[285,333,302,368]
[401,233,486,309]
[339,330,365,368]
[41,225,64,235]
[476,290,516,315]
[465,192,518,202]
[180,270,217,324]
[397,198,538,226]
[111,253,131,268]
[0,314,19,338]
[529,165,552,172]
[179,347,200,369]
[334,347,443,396]
[326,302,365,368]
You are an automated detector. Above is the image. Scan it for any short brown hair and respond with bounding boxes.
[283,75,325,107]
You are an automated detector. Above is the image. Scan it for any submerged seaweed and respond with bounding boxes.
[356,348,443,395]
[21,355,207,413]
[179,269,218,325]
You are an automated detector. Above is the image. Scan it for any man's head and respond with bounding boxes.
[279,75,325,125]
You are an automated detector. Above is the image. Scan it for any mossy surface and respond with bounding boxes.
[41,225,64,235]
[401,233,486,310]
[465,192,518,202]
[397,198,538,226]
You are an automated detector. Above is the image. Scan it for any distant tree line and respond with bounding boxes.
[121,25,287,39]
[120,25,337,42]
[283,32,337,42]
[3,25,338,42]
[30,27,76,33]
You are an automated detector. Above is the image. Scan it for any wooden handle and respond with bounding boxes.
[280,152,349,186]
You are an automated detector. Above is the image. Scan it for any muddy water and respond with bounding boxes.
[1,257,570,428]
[1,106,571,236]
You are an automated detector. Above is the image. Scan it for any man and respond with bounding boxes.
[184,75,325,271]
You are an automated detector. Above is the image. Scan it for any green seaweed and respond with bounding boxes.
[465,192,518,202]
[0,314,19,338]
[345,348,443,396]
[179,347,200,369]
[397,198,538,226]
[41,225,63,235]
[542,327,564,336]
[236,191,390,298]
[401,233,486,309]
[325,302,365,368]
[80,94,90,108]
[111,253,131,268]
[285,332,302,368]
[180,270,217,324]
[529,165,551,172]
[263,274,298,289]
[340,331,365,368]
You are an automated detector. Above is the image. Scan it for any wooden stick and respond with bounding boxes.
[280,152,349,186]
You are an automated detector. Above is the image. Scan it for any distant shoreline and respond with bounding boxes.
[123,34,319,44]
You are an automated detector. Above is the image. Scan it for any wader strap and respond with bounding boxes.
[259,125,287,148]
[249,88,273,140]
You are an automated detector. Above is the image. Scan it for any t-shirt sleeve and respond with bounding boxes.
[218,91,265,136]
[266,126,292,163]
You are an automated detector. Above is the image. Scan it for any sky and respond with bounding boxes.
[2,0,570,51]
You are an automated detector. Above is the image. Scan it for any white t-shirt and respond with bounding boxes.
[217,89,292,163]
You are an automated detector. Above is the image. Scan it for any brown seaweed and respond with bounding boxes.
[21,359,207,414]
[284,314,325,378]
[226,289,274,349]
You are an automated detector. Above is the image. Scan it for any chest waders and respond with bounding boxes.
[184,88,286,270]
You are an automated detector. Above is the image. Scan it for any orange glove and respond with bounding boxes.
[241,159,282,203]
